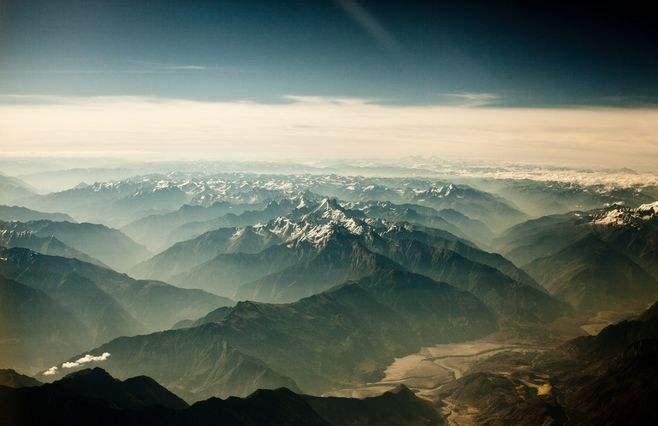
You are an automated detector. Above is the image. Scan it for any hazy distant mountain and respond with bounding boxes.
[23,178,189,227]
[0,248,143,345]
[61,269,495,398]
[377,238,566,324]
[404,184,527,232]
[497,202,657,270]
[435,208,495,247]
[494,212,590,266]
[380,222,541,291]
[168,198,541,306]
[0,205,74,222]
[235,232,399,303]
[0,222,106,266]
[166,198,301,246]
[171,243,302,297]
[0,369,442,426]
[21,173,300,227]
[18,167,141,193]
[349,200,469,239]
[0,275,91,372]
[0,220,150,271]
[0,175,36,205]
[313,179,526,232]
[20,172,529,234]
[472,178,655,217]
[0,247,232,337]
[590,202,658,279]
[131,225,284,281]
[525,235,658,311]
[121,201,259,251]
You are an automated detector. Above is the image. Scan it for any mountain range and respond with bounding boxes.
[500,202,658,311]
[2,167,657,425]
[0,220,150,271]
[0,368,441,426]
[0,247,232,371]
[48,269,496,400]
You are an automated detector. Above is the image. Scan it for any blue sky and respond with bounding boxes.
[2,0,657,106]
[1,1,657,169]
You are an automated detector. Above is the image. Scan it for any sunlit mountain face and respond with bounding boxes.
[1,1,657,425]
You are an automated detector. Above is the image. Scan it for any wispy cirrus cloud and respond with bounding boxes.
[335,0,400,52]
[0,61,223,75]
[443,92,502,107]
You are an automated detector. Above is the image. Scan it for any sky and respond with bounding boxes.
[1,0,657,169]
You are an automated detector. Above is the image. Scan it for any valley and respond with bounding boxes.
[328,337,547,401]
[3,3,658,422]
[2,164,658,424]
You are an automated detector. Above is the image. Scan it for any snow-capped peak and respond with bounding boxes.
[264,198,368,249]
[592,201,658,227]
[637,201,658,217]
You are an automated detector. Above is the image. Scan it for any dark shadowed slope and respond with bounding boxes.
[0,370,41,388]
[60,270,496,399]
[0,368,442,426]
[0,247,232,336]
[0,275,91,372]
[53,325,301,402]
[526,235,658,312]
[378,238,567,324]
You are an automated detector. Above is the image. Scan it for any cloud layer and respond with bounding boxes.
[2,95,658,171]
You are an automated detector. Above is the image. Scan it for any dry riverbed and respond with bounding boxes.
[327,337,543,401]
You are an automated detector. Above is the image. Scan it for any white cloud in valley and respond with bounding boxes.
[1,95,658,171]
[62,352,111,368]
[42,366,58,376]
[43,352,111,376]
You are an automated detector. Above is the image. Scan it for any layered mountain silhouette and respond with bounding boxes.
[0,368,442,426]
[1,222,106,266]
[498,203,658,273]
[375,238,567,323]
[0,275,90,372]
[0,247,232,345]
[0,175,35,205]
[0,220,150,271]
[121,201,263,251]
[0,205,74,223]
[151,199,556,325]
[498,203,658,313]
[131,225,285,281]
[526,235,658,311]
[3,170,655,425]
[0,369,41,388]
[163,198,301,247]
[53,270,496,399]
